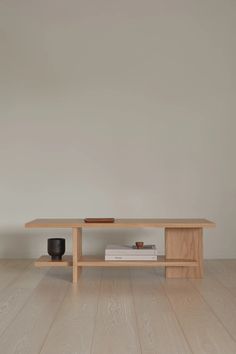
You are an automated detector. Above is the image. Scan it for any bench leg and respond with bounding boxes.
[72,227,82,284]
[165,227,203,278]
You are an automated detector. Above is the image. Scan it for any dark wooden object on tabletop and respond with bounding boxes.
[84,218,115,223]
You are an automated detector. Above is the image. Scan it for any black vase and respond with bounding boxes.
[47,238,65,261]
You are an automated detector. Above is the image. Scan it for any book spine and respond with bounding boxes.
[105,255,157,261]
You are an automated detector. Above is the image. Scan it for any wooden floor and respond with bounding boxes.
[0,260,236,354]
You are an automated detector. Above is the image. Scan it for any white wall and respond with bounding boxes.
[0,0,235,258]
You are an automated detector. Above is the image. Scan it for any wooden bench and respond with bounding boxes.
[25,218,215,283]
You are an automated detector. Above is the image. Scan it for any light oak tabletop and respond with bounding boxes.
[25,218,215,229]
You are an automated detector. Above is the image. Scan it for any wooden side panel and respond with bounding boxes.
[72,228,82,283]
[165,228,203,278]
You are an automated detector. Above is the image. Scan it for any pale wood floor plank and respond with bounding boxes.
[189,263,236,342]
[0,268,70,354]
[40,268,102,354]
[206,260,236,296]
[0,259,32,292]
[91,268,142,354]
[0,264,48,337]
[0,260,236,354]
[130,268,192,354]
[160,275,236,354]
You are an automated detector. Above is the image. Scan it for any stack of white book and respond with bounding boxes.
[105,244,157,261]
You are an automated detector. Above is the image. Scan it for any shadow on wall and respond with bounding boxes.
[84,228,164,256]
[0,226,70,258]
[0,225,164,258]
[0,226,34,258]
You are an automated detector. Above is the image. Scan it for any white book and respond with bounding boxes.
[105,255,157,261]
[105,244,157,256]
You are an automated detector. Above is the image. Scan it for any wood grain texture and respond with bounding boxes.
[190,263,236,342]
[91,268,142,354]
[206,259,236,296]
[0,260,236,354]
[0,263,47,337]
[72,228,82,284]
[0,268,70,354]
[160,277,236,354]
[25,218,215,229]
[130,268,192,354]
[165,228,203,278]
[0,259,32,292]
[40,269,102,354]
[25,219,215,281]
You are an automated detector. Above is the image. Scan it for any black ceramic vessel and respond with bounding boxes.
[47,238,65,261]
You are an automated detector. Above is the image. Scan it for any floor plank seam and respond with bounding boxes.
[205,263,236,299]
[89,268,104,354]
[196,262,236,300]
[1,261,236,354]
[189,279,236,345]
[0,261,33,299]
[0,260,33,292]
[155,271,194,354]
[0,262,46,341]
[129,268,143,354]
[38,276,71,354]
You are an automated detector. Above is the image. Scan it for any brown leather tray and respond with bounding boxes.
[84,218,115,223]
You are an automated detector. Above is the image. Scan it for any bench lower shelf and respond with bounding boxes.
[35,255,198,268]
[35,255,73,267]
